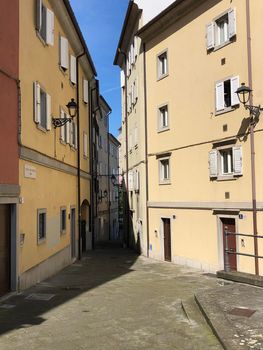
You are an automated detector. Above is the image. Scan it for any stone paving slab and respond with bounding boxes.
[0,247,223,349]
[195,283,263,350]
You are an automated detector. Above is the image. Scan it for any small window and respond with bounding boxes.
[157,51,168,79]
[36,1,54,46]
[37,209,46,243]
[34,82,51,131]
[215,76,239,113]
[60,207,67,234]
[159,158,170,183]
[206,8,236,50]
[158,105,169,130]
[220,148,233,175]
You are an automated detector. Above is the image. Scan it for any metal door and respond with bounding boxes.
[163,218,171,262]
[222,218,237,271]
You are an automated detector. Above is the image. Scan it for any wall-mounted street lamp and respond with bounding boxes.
[52,98,78,128]
[235,83,263,275]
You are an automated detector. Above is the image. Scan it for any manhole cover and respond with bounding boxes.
[228,307,256,318]
[25,293,55,301]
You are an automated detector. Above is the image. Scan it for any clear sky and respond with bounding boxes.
[70,0,129,137]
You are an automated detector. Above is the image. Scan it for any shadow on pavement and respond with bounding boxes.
[0,244,138,336]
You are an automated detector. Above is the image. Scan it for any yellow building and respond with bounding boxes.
[18,0,96,289]
[117,0,263,276]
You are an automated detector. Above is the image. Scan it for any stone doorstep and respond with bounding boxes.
[217,270,263,288]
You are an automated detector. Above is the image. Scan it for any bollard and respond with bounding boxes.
[224,226,231,272]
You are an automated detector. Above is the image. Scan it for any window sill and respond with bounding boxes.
[60,230,66,235]
[215,106,238,116]
[37,124,48,133]
[159,181,171,185]
[213,39,233,52]
[157,73,169,82]
[37,238,46,245]
[158,127,170,133]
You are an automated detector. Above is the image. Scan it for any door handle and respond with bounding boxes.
[229,248,235,252]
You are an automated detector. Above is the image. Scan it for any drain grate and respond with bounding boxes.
[228,307,256,318]
[25,293,55,301]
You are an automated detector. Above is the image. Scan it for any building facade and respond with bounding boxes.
[117,0,263,276]
[17,0,96,290]
[0,0,20,296]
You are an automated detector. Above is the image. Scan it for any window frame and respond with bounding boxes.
[157,49,169,81]
[158,103,169,132]
[215,75,240,115]
[159,157,171,184]
[60,207,67,235]
[37,208,47,244]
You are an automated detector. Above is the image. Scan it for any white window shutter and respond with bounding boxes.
[60,36,69,70]
[215,81,224,111]
[228,8,236,39]
[231,76,240,106]
[74,123,78,149]
[126,56,130,76]
[36,0,42,31]
[135,171,140,192]
[60,109,64,141]
[46,9,54,46]
[70,55,77,84]
[46,93,51,130]
[233,146,243,176]
[120,70,125,88]
[128,50,131,71]
[131,43,134,65]
[206,22,215,50]
[66,116,70,144]
[134,36,138,59]
[34,82,41,123]
[83,79,89,103]
[209,150,218,178]
[83,132,88,157]
[128,171,134,191]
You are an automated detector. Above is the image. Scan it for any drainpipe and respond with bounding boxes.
[246,0,259,275]
[76,51,85,260]
[108,132,110,240]
[143,43,150,258]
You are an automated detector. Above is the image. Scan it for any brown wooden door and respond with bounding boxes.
[163,218,171,262]
[0,205,10,295]
[222,218,237,271]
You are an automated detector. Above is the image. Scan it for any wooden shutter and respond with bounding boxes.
[209,150,218,178]
[70,55,77,84]
[36,0,42,31]
[83,79,89,103]
[46,8,54,46]
[128,171,134,191]
[83,132,88,157]
[120,70,125,88]
[131,43,134,65]
[60,36,69,70]
[215,81,224,111]
[46,93,51,130]
[126,56,130,76]
[135,171,140,192]
[134,36,138,59]
[60,109,64,141]
[34,82,41,123]
[66,116,70,144]
[228,8,236,39]
[206,22,215,50]
[74,122,78,149]
[233,146,243,175]
[231,76,240,106]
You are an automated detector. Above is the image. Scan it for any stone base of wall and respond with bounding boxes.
[19,245,72,290]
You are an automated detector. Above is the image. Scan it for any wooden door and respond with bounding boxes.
[163,218,171,262]
[0,205,10,295]
[71,208,76,258]
[222,218,237,271]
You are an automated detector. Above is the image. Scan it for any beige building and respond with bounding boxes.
[18,0,96,289]
[117,0,263,276]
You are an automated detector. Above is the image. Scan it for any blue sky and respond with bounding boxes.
[70,0,129,137]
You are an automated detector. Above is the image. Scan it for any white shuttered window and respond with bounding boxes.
[33,82,51,131]
[83,79,89,103]
[70,55,77,84]
[60,36,69,70]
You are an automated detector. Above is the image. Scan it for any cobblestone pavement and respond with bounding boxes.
[0,246,223,350]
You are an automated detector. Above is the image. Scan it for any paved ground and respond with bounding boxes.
[196,283,263,350]
[0,246,225,350]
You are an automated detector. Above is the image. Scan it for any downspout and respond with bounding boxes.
[246,0,259,275]
[108,132,110,240]
[89,79,95,250]
[143,43,150,258]
[76,51,85,260]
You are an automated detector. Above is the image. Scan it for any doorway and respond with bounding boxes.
[162,218,171,262]
[221,218,237,271]
[0,205,10,296]
[70,208,76,259]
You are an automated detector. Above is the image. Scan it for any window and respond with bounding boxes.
[157,51,168,79]
[159,158,170,183]
[158,105,169,130]
[215,76,239,112]
[83,79,89,103]
[83,132,88,158]
[209,146,242,179]
[70,121,77,149]
[34,82,51,131]
[60,207,66,234]
[206,8,236,50]
[37,209,46,243]
[36,0,54,46]
[70,55,77,85]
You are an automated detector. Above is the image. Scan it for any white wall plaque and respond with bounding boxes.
[24,164,37,179]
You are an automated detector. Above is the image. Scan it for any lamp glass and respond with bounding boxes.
[67,98,77,118]
[236,83,252,105]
